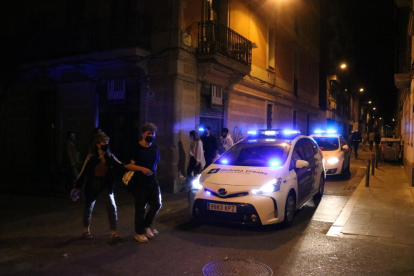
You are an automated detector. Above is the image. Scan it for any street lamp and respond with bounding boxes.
[359,88,364,92]
[340,63,347,69]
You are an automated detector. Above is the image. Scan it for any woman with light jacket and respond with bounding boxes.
[187,130,206,184]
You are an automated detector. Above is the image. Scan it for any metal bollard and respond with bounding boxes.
[371,154,375,175]
[365,159,370,187]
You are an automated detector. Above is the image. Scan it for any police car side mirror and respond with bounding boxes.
[295,160,309,169]
[342,145,349,150]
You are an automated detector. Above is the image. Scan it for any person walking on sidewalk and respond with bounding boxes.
[368,131,375,151]
[362,133,368,151]
[125,123,162,243]
[219,128,234,154]
[186,130,205,187]
[70,132,123,240]
[374,131,381,151]
[351,129,362,158]
[201,126,219,169]
[63,131,78,192]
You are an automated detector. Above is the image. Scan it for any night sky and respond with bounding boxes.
[341,0,398,123]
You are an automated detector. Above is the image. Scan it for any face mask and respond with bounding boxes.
[100,144,109,152]
[222,134,227,138]
[145,136,154,143]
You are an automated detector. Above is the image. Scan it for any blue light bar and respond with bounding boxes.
[314,129,324,134]
[283,130,300,135]
[264,130,277,135]
[326,129,337,134]
[247,129,300,139]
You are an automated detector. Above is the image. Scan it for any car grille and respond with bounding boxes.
[204,188,249,199]
[192,199,262,225]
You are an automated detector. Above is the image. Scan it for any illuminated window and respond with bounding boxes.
[268,29,276,70]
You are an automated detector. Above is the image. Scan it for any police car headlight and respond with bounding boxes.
[327,157,339,164]
[192,175,203,190]
[252,178,282,194]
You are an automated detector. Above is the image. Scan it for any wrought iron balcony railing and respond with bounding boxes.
[197,21,252,67]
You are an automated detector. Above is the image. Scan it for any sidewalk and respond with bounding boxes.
[327,150,414,246]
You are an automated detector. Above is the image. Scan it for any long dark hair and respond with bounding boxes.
[189,130,200,141]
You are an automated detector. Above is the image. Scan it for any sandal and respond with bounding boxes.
[81,232,93,239]
[111,234,121,240]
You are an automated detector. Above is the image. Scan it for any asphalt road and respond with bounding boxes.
[1,151,413,276]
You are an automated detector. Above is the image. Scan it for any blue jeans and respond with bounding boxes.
[83,177,117,230]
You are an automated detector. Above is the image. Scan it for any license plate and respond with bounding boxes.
[207,203,237,213]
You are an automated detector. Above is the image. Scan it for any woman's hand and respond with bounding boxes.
[140,167,154,176]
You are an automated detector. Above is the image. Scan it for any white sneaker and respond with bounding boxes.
[135,234,148,243]
[145,228,155,239]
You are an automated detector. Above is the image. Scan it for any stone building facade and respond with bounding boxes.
[1,0,322,193]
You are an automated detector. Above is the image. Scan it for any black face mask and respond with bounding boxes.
[100,144,109,152]
[145,136,155,143]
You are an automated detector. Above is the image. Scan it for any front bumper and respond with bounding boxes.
[188,189,283,225]
[324,159,344,175]
[192,198,262,225]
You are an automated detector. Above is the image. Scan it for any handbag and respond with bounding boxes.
[122,171,134,186]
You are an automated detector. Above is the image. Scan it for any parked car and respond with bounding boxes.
[188,129,325,227]
[310,130,350,178]
[380,138,402,161]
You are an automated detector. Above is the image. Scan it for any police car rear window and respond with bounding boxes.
[215,143,289,167]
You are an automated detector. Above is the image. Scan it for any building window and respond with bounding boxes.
[293,48,299,96]
[267,104,273,129]
[211,85,223,109]
[268,29,276,70]
[293,110,297,129]
[107,79,126,103]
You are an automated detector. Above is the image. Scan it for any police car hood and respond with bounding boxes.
[321,149,340,159]
[200,165,281,187]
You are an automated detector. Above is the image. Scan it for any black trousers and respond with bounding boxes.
[187,156,201,179]
[132,183,162,235]
[353,141,359,157]
[369,141,374,150]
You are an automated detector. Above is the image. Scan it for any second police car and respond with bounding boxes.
[188,129,325,227]
[310,129,351,178]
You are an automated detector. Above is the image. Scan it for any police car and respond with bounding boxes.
[310,130,350,177]
[188,129,325,226]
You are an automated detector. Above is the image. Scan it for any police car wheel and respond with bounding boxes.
[282,192,296,227]
[314,175,324,199]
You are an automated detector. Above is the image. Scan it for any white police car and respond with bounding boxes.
[188,129,325,226]
[310,130,350,177]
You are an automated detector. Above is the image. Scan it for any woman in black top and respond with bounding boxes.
[70,132,123,240]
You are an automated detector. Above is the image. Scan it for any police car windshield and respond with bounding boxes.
[215,143,290,167]
[313,137,339,151]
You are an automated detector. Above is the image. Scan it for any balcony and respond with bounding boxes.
[196,21,252,77]
[21,16,151,62]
